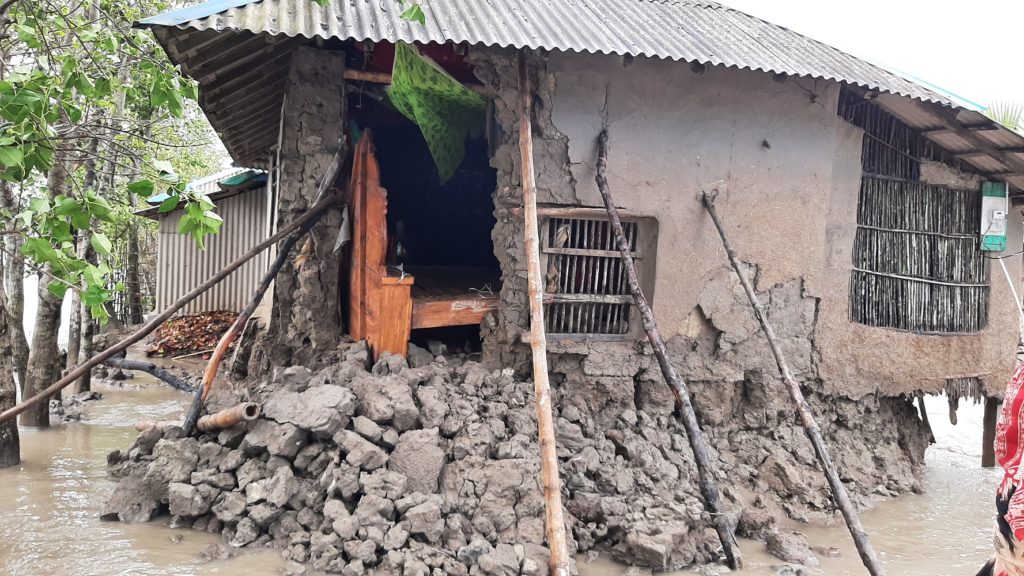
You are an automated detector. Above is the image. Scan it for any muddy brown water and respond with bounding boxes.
[0,381,998,576]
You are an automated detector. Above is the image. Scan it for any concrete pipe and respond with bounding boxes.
[196,402,261,433]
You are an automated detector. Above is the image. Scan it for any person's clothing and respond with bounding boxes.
[982,361,1024,576]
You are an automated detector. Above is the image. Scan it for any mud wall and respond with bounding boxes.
[474,47,1022,401]
[250,47,347,373]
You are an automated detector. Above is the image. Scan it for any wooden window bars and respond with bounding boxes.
[540,209,656,338]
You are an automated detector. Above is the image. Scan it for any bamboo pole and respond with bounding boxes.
[701,192,886,576]
[517,50,571,576]
[594,130,741,570]
[181,210,325,436]
[197,402,261,433]
[0,196,337,425]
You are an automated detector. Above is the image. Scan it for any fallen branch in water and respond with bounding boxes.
[0,196,338,425]
[102,356,194,392]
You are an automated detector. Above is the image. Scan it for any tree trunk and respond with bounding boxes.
[69,137,99,391]
[0,182,28,388]
[20,273,63,428]
[0,249,20,467]
[126,223,144,324]
[66,281,82,378]
[20,162,70,428]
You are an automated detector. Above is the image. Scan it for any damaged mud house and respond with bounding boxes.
[106,0,1024,572]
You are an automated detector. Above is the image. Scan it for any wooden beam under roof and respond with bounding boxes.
[925,109,1024,177]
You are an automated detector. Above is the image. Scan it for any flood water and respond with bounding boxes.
[0,382,1000,575]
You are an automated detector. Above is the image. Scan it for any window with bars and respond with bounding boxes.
[540,210,656,337]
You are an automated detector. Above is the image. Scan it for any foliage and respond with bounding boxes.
[0,0,225,323]
[985,101,1024,133]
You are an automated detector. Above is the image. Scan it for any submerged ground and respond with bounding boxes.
[0,375,999,576]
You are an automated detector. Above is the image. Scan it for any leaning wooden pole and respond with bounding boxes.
[181,211,323,436]
[595,131,742,570]
[701,192,885,576]
[517,50,571,576]
[0,196,337,425]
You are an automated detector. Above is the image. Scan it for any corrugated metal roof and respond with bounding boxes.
[140,0,952,106]
[139,0,1024,193]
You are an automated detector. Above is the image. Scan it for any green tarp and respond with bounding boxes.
[387,43,486,183]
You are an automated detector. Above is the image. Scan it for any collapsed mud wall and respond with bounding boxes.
[467,47,959,531]
[250,47,347,374]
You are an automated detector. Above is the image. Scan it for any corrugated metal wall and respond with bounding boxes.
[156,189,271,314]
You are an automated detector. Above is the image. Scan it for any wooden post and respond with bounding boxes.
[983,397,999,468]
[701,192,886,576]
[517,50,572,576]
[595,131,742,570]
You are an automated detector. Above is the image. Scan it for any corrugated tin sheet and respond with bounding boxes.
[141,0,952,105]
[140,0,1024,192]
[156,187,271,314]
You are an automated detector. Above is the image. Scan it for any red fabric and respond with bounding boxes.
[997,361,1024,541]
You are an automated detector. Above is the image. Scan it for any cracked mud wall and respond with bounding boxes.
[477,48,1022,399]
[250,47,347,374]
[467,48,1009,527]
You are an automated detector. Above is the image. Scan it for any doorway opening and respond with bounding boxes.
[346,84,499,356]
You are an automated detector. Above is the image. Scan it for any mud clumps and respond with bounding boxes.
[103,338,926,573]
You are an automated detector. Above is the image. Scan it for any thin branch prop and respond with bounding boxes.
[0,196,337,425]
[594,130,742,570]
[180,208,326,436]
[701,191,886,576]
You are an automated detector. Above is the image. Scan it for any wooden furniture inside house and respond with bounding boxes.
[347,131,500,360]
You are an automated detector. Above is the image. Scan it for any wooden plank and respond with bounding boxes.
[543,293,632,304]
[370,278,413,357]
[411,296,499,329]
[347,133,371,340]
[542,247,643,259]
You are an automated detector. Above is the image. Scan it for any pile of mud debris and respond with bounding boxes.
[101,341,900,574]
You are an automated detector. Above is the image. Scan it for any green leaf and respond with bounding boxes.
[0,146,24,168]
[29,196,50,214]
[71,209,91,230]
[127,179,155,197]
[158,195,180,213]
[47,281,69,299]
[91,233,112,256]
[400,4,426,24]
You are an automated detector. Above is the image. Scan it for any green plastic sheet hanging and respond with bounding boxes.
[387,43,486,183]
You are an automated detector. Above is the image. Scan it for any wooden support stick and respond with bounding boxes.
[517,50,572,576]
[102,356,195,392]
[595,131,742,570]
[0,196,337,425]
[701,191,886,576]
[983,397,999,468]
[181,210,323,436]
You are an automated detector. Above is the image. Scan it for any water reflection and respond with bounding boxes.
[0,378,281,576]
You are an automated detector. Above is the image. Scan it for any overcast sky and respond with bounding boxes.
[720,0,1024,109]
